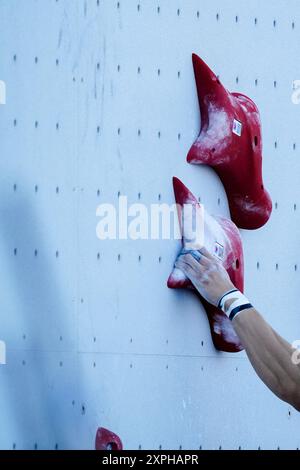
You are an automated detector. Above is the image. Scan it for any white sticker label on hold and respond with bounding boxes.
[0,80,6,105]
[214,242,224,260]
[232,119,242,136]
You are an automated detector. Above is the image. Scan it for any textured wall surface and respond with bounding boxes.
[0,0,300,450]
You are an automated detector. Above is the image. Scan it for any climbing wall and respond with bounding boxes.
[0,0,300,450]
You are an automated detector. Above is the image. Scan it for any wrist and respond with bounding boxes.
[218,289,253,322]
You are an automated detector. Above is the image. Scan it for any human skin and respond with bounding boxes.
[175,248,300,411]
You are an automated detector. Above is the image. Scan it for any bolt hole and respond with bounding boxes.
[106,442,118,451]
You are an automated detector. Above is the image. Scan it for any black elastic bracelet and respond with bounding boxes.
[217,289,239,309]
[229,303,253,321]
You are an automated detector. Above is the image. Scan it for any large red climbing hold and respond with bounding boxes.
[187,53,272,230]
[167,177,244,353]
[95,428,123,451]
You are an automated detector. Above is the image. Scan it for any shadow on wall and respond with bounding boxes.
[0,187,84,449]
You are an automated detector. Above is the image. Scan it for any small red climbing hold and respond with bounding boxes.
[95,428,123,451]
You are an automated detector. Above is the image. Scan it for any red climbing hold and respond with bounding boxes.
[95,428,123,451]
[167,177,244,353]
[187,53,272,230]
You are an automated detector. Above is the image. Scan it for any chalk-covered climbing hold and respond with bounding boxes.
[95,427,123,451]
[167,177,244,353]
[187,54,272,230]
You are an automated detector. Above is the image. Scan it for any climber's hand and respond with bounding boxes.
[175,247,235,307]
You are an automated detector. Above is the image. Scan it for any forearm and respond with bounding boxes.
[233,308,300,410]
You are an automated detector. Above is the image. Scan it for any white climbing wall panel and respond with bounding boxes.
[0,0,300,450]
